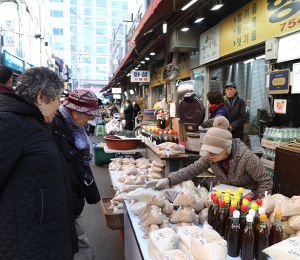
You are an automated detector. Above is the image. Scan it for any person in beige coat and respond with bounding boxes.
[146,116,272,199]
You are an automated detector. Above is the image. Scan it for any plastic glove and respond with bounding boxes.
[145,179,168,190]
[144,179,160,189]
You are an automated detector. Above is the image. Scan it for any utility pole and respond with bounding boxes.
[76,48,80,89]
[0,29,3,64]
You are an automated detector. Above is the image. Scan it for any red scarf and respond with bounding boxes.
[209,102,224,116]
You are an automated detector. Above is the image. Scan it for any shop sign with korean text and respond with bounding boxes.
[3,35,14,46]
[200,25,219,65]
[3,50,24,72]
[219,0,300,57]
[269,69,290,94]
[150,55,190,88]
[131,71,150,82]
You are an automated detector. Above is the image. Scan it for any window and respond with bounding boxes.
[70,0,77,4]
[96,9,108,16]
[51,10,63,17]
[53,43,64,50]
[96,27,108,35]
[112,1,122,9]
[111,19,122,27]
[84,8,92,15]
[71,56,77,63]
[70,7,77,14]
[71,65,77,72]
[86,75,90,79]
[96,46,108,53]
[84,27,93,34]
[111,10,122,18]
[96,75,106,80]
[96,66,106,73]
[123,1,128,11]
[71,44,77,51]
[70,16,77,24]
[84,66,91,73]
[71,35,77,43]
[53,28,63,35]
[96,57,106,64]
[84,36,93,43]
[70,26,77,33]
[84,57,91,63]
[96,19,108,26]
[84,0,92,6]
[96,37,108,44]
[49,0,62,2]
[84,45,92,52]
[84,17,93,25]
[96,0,107,7]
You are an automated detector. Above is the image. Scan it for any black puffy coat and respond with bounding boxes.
[124,104,133,130]
[0,93,78,260]
[224,93,247,139]
[49,111,101,218]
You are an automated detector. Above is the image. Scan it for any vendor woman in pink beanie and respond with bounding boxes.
[146,116,272,199]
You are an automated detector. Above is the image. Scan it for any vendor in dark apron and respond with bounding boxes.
[124,100,133,130]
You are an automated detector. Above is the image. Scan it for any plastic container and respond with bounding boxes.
[93,143,114,166]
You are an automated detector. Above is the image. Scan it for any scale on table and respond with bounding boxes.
[178,80,206,153]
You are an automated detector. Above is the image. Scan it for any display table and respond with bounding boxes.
[109,170,144,191]
[104,146,146,154]
[124,200,272,260]
[145,143,189,178]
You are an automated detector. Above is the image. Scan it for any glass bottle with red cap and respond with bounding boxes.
[208,193,216,217]
[241,214,255,260]
[173,131,179,144]
[255,213,269,260]
[225,204,236,241]
[269,210,283,246]
[228,210,242,257]
[208,196,219,228]
[245,195,251,203]
[215,200,228,237]
[240,205,248,233]
[256,198,262,212]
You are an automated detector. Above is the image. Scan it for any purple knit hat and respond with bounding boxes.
[63,89,101,116]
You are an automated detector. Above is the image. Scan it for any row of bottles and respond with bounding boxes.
[207,189,283,260]
[141,126,179,145]
[262,127,300,142]
[262,148,275,162]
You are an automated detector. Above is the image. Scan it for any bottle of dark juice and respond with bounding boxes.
[225,204,236,241]
[240,205,248,233]
[269,210,283,246]
[208,193,216,221]
[241,214,255,260]
[208,197,219,228]
[255,214,269,260]
[228,210,242,257]
[215,200,227,237]
[224,196,231,220]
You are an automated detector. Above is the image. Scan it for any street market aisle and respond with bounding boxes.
[82,135,125,260]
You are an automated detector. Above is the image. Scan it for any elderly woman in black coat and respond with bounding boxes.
[49,89,101,260]
[0,67,78,259]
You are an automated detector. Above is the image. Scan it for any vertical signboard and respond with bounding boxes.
[200,25,220,65]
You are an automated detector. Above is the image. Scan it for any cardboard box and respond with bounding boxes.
[172,118,186,142]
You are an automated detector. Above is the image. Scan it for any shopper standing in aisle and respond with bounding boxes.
[146,116,272,199]
[224,82,247,140]
[0,65,15,93]
[49,89,101,260]
[201,90,230,128]
[0,67,78,259]
[124,99,134,130]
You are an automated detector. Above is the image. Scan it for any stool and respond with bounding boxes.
[96,125,105,136]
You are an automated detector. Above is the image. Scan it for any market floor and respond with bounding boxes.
[82,135,125,260]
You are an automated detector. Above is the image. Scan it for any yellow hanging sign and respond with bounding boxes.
[219,0,300,57]
[149,55,190,88]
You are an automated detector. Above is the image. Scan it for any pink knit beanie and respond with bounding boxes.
[201,116,232,154]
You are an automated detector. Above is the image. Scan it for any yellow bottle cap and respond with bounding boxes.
[225,189,231,194]
[251,202,258,210]
[216,190,222,197]
[224,193,230,198]
[239,187,244,194]
[231,200,237,206]
[225,197,230,203]
[242,199,249,205]
[234,195,240,201]
[234,191,239,197]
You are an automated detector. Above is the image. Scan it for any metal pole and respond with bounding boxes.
[0,30,3,64]
[76,49,80,89]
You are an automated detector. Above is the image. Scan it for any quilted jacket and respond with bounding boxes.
[49,111,101,219]
[169,139,272,199]
[0,93,78,259]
